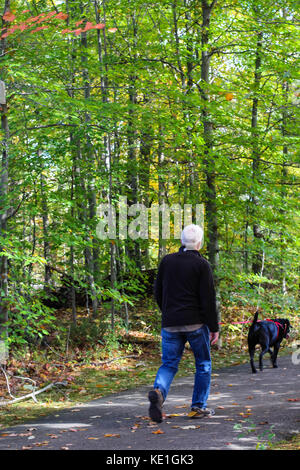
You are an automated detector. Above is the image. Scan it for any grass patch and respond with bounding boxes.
[268,433,300,450]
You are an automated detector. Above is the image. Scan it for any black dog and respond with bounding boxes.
[248,311,291,373]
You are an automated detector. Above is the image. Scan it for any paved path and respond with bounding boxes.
[0,354,299,451]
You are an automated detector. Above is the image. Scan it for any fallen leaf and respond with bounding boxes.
[87,437,99,440]
[104,433,120,438]
[176,425,200,430]
[152,429,165,434]
[287,398,300,402]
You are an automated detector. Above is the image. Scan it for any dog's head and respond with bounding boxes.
[275,319,292,339]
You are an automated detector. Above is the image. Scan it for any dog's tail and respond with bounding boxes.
[252,311,259,325]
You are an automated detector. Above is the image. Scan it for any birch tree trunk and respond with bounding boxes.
[40,158,51,288]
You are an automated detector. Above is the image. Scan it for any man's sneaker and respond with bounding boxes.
[148,389,164,423]
[188,407,215,419]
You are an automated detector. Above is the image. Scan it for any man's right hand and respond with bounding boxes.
[210,332,219,345]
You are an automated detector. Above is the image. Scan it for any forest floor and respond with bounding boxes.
[0,303,299,450]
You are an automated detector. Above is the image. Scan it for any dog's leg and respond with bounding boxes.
[259,345,269,371]
[248,345,257,373]
[268,348,273,363]
[271,344,280,368]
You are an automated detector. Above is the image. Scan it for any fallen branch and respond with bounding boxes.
[0,381,67,406]
[13,375,38,403]
[0,366,16,400]
[82,355,140,367]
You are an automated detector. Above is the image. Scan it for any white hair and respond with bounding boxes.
[181,224,204,250]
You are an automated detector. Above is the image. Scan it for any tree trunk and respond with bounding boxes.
[94,0,118,326]
[80,6,98,318]
[0,0,10,357]
[251,28,263,275]
[40,160,51,288]
[200,1,220,275]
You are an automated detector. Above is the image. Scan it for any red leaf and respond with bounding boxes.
[55,12,68,20]
[30,25,49,34]
[75,20,84,26]
[25,16,40,23]
[83,21,94,31]
[18,23,28,31]
[43,11,57,19]
[3,11,16,22]
[94,23,105,29]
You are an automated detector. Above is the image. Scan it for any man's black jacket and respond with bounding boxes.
[154,246,219,333]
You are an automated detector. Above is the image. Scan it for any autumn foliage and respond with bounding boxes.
[1,9,106,39]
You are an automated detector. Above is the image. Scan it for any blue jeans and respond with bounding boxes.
[153,325,211,409]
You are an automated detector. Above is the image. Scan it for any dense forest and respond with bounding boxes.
[0,0,299,354]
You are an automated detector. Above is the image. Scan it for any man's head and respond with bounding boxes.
[181,224,204,250]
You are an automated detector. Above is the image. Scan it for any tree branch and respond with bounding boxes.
[0,381,67,406]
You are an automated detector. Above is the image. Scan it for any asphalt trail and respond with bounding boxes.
[0,354,299,451]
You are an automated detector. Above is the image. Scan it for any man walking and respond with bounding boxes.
[148,224,219,423]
